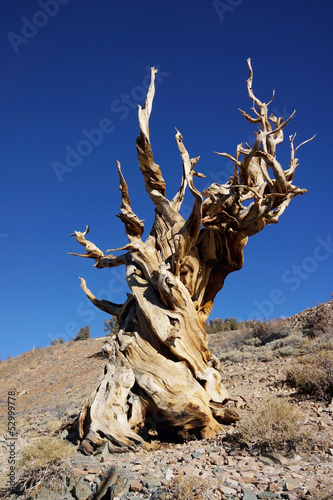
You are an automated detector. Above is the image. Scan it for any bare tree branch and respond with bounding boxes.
[116,161,144,240]
[136,67,166,199]
[172,131,203,272]
[69,226,104,260]
[79,277,122,316]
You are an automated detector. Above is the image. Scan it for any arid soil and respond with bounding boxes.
[0,302,332,499]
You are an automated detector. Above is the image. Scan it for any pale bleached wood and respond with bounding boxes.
[67,61,312,452]
[116,161,144,240]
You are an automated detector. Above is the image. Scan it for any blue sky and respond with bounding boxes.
[1,0,332,360]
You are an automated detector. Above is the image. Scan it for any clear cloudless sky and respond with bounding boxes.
[0,0,332,360]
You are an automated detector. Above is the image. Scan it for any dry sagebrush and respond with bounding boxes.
[158,475,223,500]
[286,349,333,401]
[234,396,308,454]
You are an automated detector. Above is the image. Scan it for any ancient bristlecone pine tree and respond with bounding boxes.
[69,60,314,454]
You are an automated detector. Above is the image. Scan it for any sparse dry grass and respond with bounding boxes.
[45,419,63,433]
[12,436,75,499]
[234,396,308,454]
[315,489,333,500]
[19,435,74,469]
[159,475,222,500]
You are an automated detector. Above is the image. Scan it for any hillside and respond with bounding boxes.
[0,337,108,423]
[0,301,332,499]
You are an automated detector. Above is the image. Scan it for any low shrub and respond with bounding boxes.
[268,332,303,351]
[219,350,253,363]
[13,436,75,498]
[234,396,308,454]
[285,349,333,401]
[256,349,274,362]
[217,328,254,351]
[242,337,261,347]
[298,332,333,356]
[252,319,291,345]
[273,345,297,358]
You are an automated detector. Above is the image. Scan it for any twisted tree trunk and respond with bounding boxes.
[68,62,314,454]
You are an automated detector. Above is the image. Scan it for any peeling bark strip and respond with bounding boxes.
[68,63,314,453]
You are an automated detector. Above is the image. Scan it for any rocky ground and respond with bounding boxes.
[0,301,332,499]
[31,428,330,500]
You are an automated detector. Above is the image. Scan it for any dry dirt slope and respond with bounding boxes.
[0,301,332,499]
[0,336,109,423]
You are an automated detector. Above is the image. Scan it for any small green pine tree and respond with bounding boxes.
[104,318,120,336]
[73,325,91,341]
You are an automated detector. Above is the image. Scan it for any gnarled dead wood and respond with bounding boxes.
[68,61,313,453]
